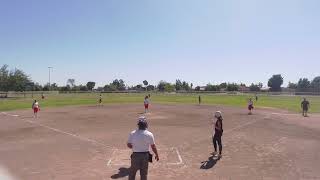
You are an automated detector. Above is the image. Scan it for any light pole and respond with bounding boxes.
[48,67,53,91]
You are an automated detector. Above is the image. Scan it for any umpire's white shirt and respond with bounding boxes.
[128,130,155,152]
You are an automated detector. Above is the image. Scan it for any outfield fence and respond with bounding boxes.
[0,91,59,98]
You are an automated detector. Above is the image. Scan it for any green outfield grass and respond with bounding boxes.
[0,93,319,113]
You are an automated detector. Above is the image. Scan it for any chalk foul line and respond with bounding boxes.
[107,147,184,166]
[2,112,111,149]
[224,119,260,134]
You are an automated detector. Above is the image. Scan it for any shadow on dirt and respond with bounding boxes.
[200,156,220,169]
[111,167,130,179]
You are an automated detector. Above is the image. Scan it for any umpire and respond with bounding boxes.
[127,116,159,180]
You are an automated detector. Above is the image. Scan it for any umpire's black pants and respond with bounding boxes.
[129,152,149,180]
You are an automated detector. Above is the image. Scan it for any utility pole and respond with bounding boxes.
[48,67,53,91]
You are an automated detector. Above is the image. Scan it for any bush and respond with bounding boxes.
[249,83,260,91]
[205,84,220,91]
[226,83,239,91]
[104,84,117,91]
[164,83,175,92]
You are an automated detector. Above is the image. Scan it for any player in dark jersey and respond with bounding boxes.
[301,98,310,117]
[212,111,223,158]
[248,98,254,115]
[99,94,102,106]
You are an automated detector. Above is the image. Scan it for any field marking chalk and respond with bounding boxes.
[175,148,183,165]
[224,119,259,134]
[271,112,297,116]
[1,112,18,117]
[107,149,116,166]
[270,112,320,117]
[2,112,111,149]
[107,147,184,166]
[167,147,184,165]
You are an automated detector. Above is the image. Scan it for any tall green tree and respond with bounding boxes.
[288,82,298,89]
[0,65,9,91]
[249,83,260,91]
[311,76,320,89]
[143,80,148,86]
[135,84,143,90]
[104,84,117,91]
[157,81,167,92]
[147,85,155,91]
[219,82,227,89]
[175,79,182,91]
[33,83,43,91]
[268,74,284,92]
[227,83,239,91]
[182,81,190,91]
[175,79,190,91]
[164,83,175,92]
[158,81,174,92]
[67,79,75,87]
[60,85,71,91]
[0,65,32,91]
[79,85,88,91]
[205,84,220,91]
[112,79,126,91]
[143,80,148,91]
[86,81,96,91]
[297,78,310,90]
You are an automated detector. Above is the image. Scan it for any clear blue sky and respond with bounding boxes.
[1,0,319,87]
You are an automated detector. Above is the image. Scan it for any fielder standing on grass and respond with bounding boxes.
[212,111,223,158]
[32,100,40,118]
[127,116,159,180]
[301,98,310,117]
[198,95,201,105]
[248,98,254,115]
[99,94,102,106]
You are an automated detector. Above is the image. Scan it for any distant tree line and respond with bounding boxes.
[1,64,319,93]
[0,65,33,91]
[287,77,320,92]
